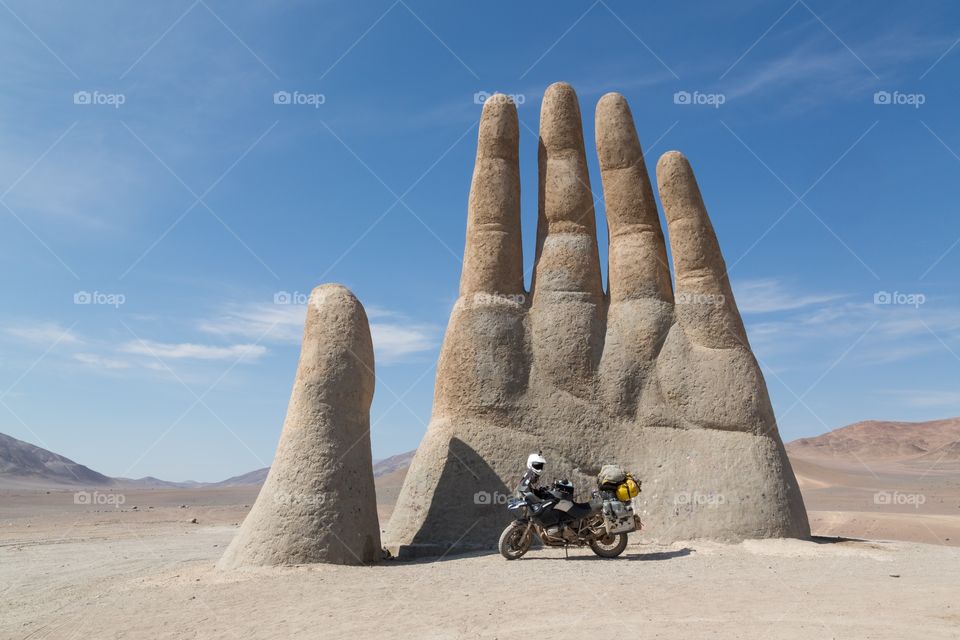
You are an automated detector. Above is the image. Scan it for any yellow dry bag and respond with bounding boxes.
[616,475,640,502]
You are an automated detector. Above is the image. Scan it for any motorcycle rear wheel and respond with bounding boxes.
[589,532,628,558]
[498,521,532,560]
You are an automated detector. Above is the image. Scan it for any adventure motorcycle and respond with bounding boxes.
[498,465,642,560]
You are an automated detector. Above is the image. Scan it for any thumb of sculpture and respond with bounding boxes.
[217,284,381,569]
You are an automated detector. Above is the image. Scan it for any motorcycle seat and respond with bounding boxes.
[565,500,596,520]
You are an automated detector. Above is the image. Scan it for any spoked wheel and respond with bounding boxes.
[498,521,532,560]
[589,532,628,558]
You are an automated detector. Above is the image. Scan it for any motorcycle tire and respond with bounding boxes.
[589,532,629,558]
[498,521,532,560]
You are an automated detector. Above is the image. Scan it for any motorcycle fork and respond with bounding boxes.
[522,520,535,547]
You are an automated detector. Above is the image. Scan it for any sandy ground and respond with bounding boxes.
[790,455,960,546]
[2,487,959,640]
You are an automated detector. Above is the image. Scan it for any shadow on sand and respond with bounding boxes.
[523,547,694,561]
[385,546,695,565]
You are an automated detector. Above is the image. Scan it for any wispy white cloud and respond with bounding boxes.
[0,130,149,230]
[121,340,267,361]
[734,278,844,314]
[198,302,306,343]
[370,323,436,363]
[719,28,955,111]
[882,389,960,408]
[747,291,960,368]
[199,300,440,364]
[6,322,81,345]
[736,279,960,375]
[73,353,135,370]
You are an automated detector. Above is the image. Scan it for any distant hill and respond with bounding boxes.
[0,431,419,489]
[211,467,269,487]
[111,476,203,489]
[786,417,960,463]
[8,415,960,491]
[200,451,417,488]
[0,432,113,488]
[373,450,416,477]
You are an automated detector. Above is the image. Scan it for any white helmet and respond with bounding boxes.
[526,452,546,476]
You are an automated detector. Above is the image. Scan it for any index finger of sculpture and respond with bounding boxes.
[595,93,672,304]
[460,94,524,299]
[656,151,748,349]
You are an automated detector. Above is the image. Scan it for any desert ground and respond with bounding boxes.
[4,420,960,639]
[787,419,960,547]
[2,476,959,640]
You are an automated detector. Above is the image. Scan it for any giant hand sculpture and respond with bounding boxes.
[384,83,809,556]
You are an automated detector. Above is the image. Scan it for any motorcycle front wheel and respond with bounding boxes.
[498,521,532,560]
[589,532,628,558]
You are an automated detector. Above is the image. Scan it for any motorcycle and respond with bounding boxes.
[497,471,642,560]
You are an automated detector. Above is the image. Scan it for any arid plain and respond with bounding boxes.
[2,419,959,639]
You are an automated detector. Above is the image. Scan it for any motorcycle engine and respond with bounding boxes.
[544,525,563,539]
[544,525,579,543]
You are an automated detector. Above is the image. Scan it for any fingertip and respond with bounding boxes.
[308,284,371,351]
[596,93,640,170]
[657,151,704,227]
[309,282,354,308]
[545,81,576,97]
[596,91,628,113]
[656,150,690,178]
[540,82,583,151]
[477,94,519,161]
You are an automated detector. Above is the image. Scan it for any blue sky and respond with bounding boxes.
[1,0,959,482]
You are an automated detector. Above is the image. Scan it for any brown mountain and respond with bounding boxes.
[786,417,960,463]
[0,432,112,488]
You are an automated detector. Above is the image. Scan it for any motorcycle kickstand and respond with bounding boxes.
[564,544,568,560]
